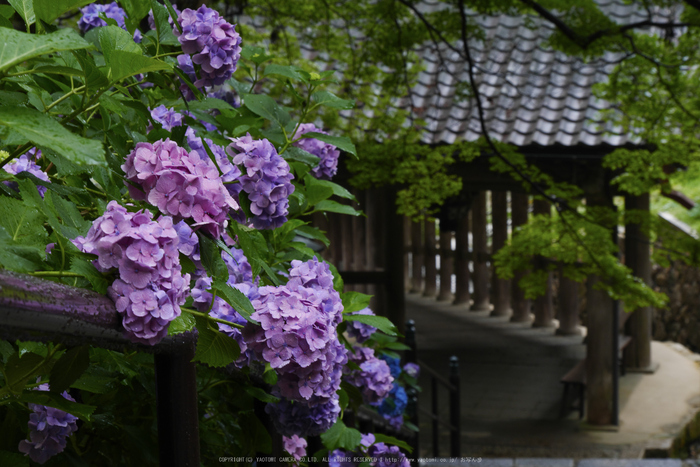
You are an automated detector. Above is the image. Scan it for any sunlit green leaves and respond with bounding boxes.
[0,28,91,74]
[34,0,93,24]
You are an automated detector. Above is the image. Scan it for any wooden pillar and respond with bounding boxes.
[386,188,406,335]
[624,193,654,371]
[510,193,531,322]
[490,191,511,317]
[472,191,490,311]
[532,199,555,328]
[453,212,471,307]
[411,221,424,293]
[404,216,412,291]
[423,219,437,297]
[437,228,454,302]
[556,269,582,335]
[586,193,614,425]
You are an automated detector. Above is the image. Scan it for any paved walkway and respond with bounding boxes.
[406,293,700,462]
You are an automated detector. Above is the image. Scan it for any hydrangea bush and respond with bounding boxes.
[0,0,410,464]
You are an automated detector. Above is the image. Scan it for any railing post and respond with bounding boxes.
[154,343,200,467]
[405,319,417,364]
[449,356,461,457]
[407,386,420,467]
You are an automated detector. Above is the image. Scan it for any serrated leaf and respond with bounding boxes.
[168,312,195,335]
[193,316,240,367]
[34,0,92,24]
[344,314,398,336]
[283,146,320,167]
[98,25,140,59]
[264,64,303,81]
[162,0,181,34]
[341,291,372,314]
[240,45,273,66]
[302,132,356,157]
[197,233,228,281]
[212,280,258,324]
[8,0,34,27]
[121,0,151,22]
[149,0,177,45]
[69,258,109,295]
[311,90,354,110]
[295,225,330,247]
[314,200,361,216]
[243,93,290,130]
[5,351,45,393]
[230,222,267,279]
[320,420,362,451]
[18,391,96,421]
[305,183,334,207]
[107,50,171,82]
[70,371,114,393]
[0,194,47,247]
[306,176,355,200]
[49,345,89,394]
[0,28,90,73]
[244,386,280,403]
[0,107,105,166]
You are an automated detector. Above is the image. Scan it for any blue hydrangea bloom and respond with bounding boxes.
[379,354,402,379]
[375,383,408,418]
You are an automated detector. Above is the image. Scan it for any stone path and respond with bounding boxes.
[406,293,700,462]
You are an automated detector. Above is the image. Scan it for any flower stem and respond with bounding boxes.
[29,271,82,278]
[181,307,244,329]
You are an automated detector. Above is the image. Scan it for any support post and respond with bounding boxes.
[386,188,406,334]
[424,219,438,297]
[449,356,461,457]
[556,269,583,335]
[510,193,531,322]
[471,192,490,311]
[437,228,454,302]
[532,199,555,328]
[411,221,424,294]
[453,213,471,307]
[155,344,200,467]
[624,193,654,372]
[491,191,511,317]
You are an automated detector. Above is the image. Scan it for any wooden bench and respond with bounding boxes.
[560,334,633,419]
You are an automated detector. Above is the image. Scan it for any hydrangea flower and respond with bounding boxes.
[266,395,340,437]
[174,5,242,88]
[283,434,307,461]
[344,346,394,404]
[72,201,189,345]
[380,354,402,379]
[209,86,240,109]
[403,362,420,379]
[150,105,186,131]
[292,123,340,180]
[3,151,50,197]
[227,134,295,230]
[176,54,198,100]
[122,138,238,238]
[78,2,141,42]
[329,433,410,467]
[347,307,377,343]
[18,383,78,465]
[374,383,408,418]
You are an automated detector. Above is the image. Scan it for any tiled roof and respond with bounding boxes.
[245,0,679,148]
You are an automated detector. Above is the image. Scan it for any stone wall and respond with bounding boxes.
[652,260,700,352]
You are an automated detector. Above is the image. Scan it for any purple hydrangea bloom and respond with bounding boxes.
[72,202,190,345]
[3,152,50,197]
[283,434,307,461]
[347,307,377,343]
[344,346,394,404]
[403,362,420,379]
[226,134,295,230]
[148,3,181,30]
[287,257,342,325]
[18,384,78,465]
[150,105,185,131]
[266,395,340,437]
[209,86,240,109]
[176,54,198,100]
[374,383,408,418]
[78,2,141,42]
[292,123,340,180]
[122,139,239,238]
[368,442,411,467]
[174,5,242,88]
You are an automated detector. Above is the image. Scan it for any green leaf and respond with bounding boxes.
[341,291,372,314]
[230,222,268,279]
[69,258,109,295]
[320,420,362,451]
[0,194,47,248]
[295,225,330,247]
[283,146,320,167]
[302,132,357,157]
[18,391,96,421]
[384,342,411,351]
[0,451,29,467]
[162,0,181,34]
[314,200,361,216]
[0,227,43,272]
[0,107,105,166]
[98,25,140,58]
[305,183,334,207]
[108,50,171,81]
[4,351,45,393]
[33,0,92,24]
[312,90,355,110]
[149,0,177,45]
[240,45,273,65]
[0,5,16,18]
[244,386,280,404]
[212,280,258,324]
[49,345,89,394]
[197,233,228,280]
[306,176,355,200]
[255,258,282,286]
[263,364,277,385]
[243,94,291,130]
[193,316,240,367]
[344,314,398,336]
[0,28,91,73]
[264,64,303,82]
[120,0,151,23]
[8,0,34,27]
[168,312,196,335]
[372,434,413,453]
